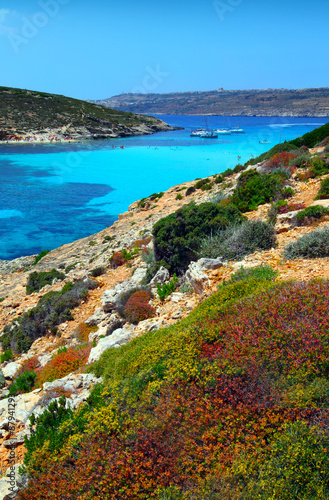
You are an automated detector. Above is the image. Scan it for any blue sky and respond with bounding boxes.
[0,0,328,100]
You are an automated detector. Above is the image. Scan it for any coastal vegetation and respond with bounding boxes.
[19,273,329,499]
[0,86,172,141]
[0,122,328,498]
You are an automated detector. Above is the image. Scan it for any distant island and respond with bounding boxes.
[91,87,329,117]
[0,86,175,143]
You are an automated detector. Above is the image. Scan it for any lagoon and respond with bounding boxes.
[0,115,326,260]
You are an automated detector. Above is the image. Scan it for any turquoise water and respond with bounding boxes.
[0,115,327,260]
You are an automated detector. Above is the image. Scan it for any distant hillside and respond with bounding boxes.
[92,87,329,117]
[0,86,175,141]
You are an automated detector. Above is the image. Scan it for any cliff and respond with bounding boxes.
[92,87,329,117]
[0,86,176,142]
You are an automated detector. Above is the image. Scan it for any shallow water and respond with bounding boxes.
[0,115,326,259]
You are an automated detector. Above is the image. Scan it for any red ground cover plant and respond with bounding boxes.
[266,152,296,170]
[36,345,91,386]
[123,290,156,324]
[110,252,126,268]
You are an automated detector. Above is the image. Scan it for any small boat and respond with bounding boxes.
[191,129,207,137]
[191,130,218,138]
[230,127,245,134]
[259,140,270,144]
[215,128,231,135]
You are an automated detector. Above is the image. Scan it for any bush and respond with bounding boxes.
[24,396,74,467]
[26,269,65,295]
[0,349,13,363]
[109,252,126,268]
[266,152,296,169]
[9,370,37,395]
[123,291,156,324]
[90,266,106,278]
[0,370,6,388]
[157,274,178,301]
[194,178,210,190]
[31,250,50,267]
[232,170,285,212]
[199,220,276,261]
[289,154,312,169]
[309,158,329,178]
[1,278,98,354]
[175,194,183,200]
[236,421,329,499]
[284,226,329,259]
[226,264,278,284]
[296,205,329,224]
[153,202,245,273]
[36,345,91,386]
[315,177,329,200]
[185,186,196,197]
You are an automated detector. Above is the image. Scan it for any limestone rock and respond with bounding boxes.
[88,328,133,364]
[85,307,108,326]
[197,258,224,271]
[184,262,210,294]
[101,267,147,312]
[149,267,170,285]
[2,363,20,380]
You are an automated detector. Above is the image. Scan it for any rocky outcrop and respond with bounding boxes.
[88,328,134,364]
[101,267,147,313]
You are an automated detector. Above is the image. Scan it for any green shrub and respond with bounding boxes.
[309,158,329,177]
[284,226,329,259]
[296,205,329,224]
[31,250,50,267]
[289,154,312,169]
[9,370,37,395]
[26,269,65,295]
[0,349,13,363]
[214,174,224,184]
[315,177,329,200]
[226,264,279,284]
[175,194,183,200]
[0,370,6,388]
[65,263,77,274]
[90,266,106,278]
[194,178,210,190]
[1,278,98,354]
[157,274,178,301]
[232,170,285,212]
[281,186,294,198]
[199,220,276,261]
[185,186,196,196]
[24,396,74,467]
[153,202,245,273]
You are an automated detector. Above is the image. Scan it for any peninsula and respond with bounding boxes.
[93,87,329,117]
[0,86,175,143]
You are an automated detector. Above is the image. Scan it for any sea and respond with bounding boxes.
[0,115,327,260]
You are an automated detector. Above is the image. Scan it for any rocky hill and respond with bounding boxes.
[1,125,329,498]
[93,87,329,116]
[0,86,175,141]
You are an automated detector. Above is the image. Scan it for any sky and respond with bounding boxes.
[0,0,328,101]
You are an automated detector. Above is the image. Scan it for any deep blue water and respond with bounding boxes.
[0,115,327,260]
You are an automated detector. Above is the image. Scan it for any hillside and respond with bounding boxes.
[92,87,329,116]
[0,86,175,142]
[1,124,329,498]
